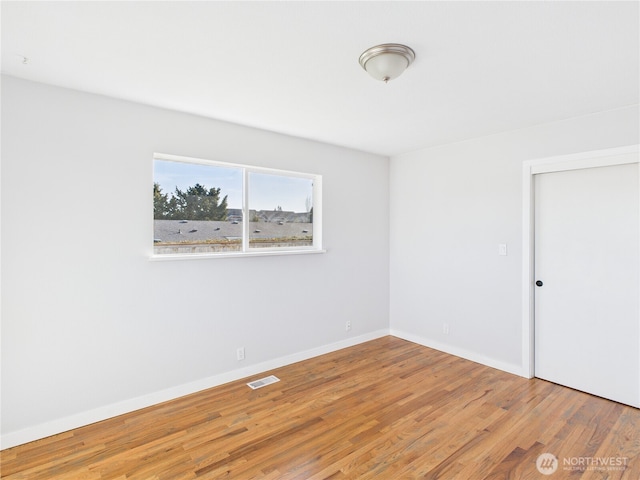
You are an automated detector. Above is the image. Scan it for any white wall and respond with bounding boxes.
[3,74,637,448]
[390,105,639,374]
[0,76,390,447]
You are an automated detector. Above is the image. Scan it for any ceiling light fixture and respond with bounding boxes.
[359,43,415,83]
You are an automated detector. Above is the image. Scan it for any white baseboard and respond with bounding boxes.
[1,329,390,449]
[390,329,526,378]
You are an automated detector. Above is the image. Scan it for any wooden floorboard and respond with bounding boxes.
[2,336,639,479]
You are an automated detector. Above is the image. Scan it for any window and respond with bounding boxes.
[152,153,322,258]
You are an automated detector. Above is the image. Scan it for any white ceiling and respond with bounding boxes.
[2,1,638,157]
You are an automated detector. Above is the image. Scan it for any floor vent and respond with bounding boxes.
[247,375,280,390]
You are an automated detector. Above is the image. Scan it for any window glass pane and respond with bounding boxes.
[248,172,313,249]
[152,154,321,258]
[153,159,243,254]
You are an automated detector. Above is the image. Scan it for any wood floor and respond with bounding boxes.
[2,336,639,479]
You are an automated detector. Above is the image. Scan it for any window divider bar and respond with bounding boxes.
[242,168,249,252]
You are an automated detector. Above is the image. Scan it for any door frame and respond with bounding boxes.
[521,144,639,378]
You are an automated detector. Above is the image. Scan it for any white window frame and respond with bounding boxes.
[151,153,324,260]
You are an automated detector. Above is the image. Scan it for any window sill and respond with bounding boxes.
[149,248,326,261]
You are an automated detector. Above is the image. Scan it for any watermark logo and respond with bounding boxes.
[535,453,629,475]
[536,453,559,475]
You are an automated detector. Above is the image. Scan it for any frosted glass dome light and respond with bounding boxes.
[359,44,415,83]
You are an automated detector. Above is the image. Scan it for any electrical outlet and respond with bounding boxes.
[237,347,245,361]
[443,323,450,335]
[345,321,352,331]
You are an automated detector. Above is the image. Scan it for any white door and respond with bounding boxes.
[534,162,639,407]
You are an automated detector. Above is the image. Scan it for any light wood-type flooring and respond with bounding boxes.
[2,336,639,479]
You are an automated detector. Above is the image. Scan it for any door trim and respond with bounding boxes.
[521,144,639,378]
